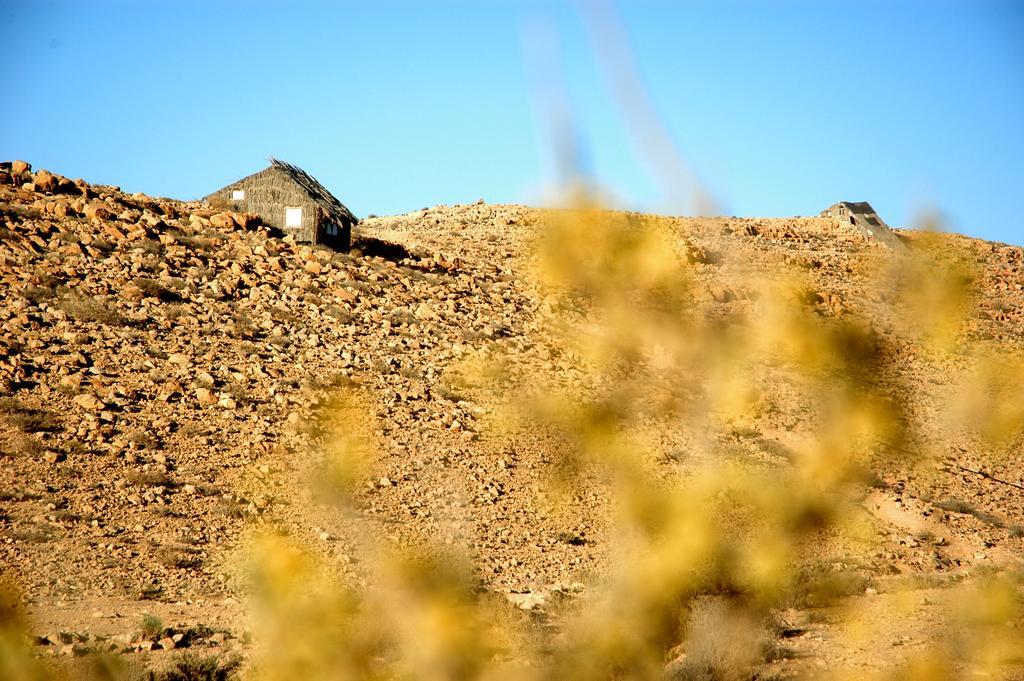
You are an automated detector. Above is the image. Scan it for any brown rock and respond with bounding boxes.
[235,212,260,229]
[195,388,217,405]
[210,213,238,230]
[708,285,735,303]
[84,202,115,221]
[414,302,437,320]
[34,169,59,193]
[72,394,105,411]
[11,160,31,175]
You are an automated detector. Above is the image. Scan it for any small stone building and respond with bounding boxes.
[205,158,356,250]
[820,201,901,248]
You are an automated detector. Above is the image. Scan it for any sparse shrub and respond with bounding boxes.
[668,599,771,681]
[935,498,977,515]
[138,238,164,255]
[91,238,115,253]
[267,334,291,349]
[225,381,252,406]
[20,284,55,304]
[127,430,157,449]
[216,498,246,519]
[789,566,872,608]
[269,305,300,325]
[324,305,352,323]
[140,613,164,639]
[155,545,202,570]
[125,468,169,486]
[0,201,42,220]
[57,289,125,325]
[146,653,241,681]
[12,525,53,543]
[136,277,182,302]
[165,303,188,321]
[0,398,60,433]
[229,313,257,339]
[4,433,45,457]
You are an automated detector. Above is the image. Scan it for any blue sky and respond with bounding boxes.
[2,1,1022,244]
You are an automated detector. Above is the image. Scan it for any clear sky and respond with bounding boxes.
[3,1,1022,244]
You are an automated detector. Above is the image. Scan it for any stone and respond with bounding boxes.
[34,169,59,193]
[195,388,217,405]
[84,203,115,221]
[210,213,238,230]
[414,302,437,320]
[11,160,31,175]
[506,591,547,611]
[72,393,105,411]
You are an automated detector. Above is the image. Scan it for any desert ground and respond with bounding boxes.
[1,162,1022,679]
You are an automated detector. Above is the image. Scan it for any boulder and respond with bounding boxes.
[84,202,115,221]
[11,160,31,175]
[72,394,106,411]
[210,213,238,230]
[195,388,218,406]
[34,169,59,193]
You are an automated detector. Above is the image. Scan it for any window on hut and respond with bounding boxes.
[231,190,245,200]
[285,207,302,228]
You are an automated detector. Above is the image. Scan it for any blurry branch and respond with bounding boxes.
[523,17,593,190]
[949,463,1024,492]
[579,0,717,215]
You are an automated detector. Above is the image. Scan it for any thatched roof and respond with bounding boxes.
[268,157,357,224]
[837,201,877,215]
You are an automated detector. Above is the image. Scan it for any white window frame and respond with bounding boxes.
[231,189,245,201]
[285,207,302,228]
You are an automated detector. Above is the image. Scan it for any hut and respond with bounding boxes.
[205,158,356,250]
[820,201,902,249]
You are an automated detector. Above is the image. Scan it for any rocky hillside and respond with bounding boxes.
[1,161,1023,678]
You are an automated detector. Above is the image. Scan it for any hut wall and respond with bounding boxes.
[207,167,321,243]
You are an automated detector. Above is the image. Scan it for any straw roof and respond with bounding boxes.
[267,157,357,225]
[837,201,877,215]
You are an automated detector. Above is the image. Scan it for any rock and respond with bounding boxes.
[414,302,437,320]
[72,393,105,411]
[210,213,238,230]
[195,388,217,405]
[84,202,115,221]
[34,169,59,193]
[507,591,547,611]
[708,285,735,303]
[158,636,176,650]
[11,160,31,175]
